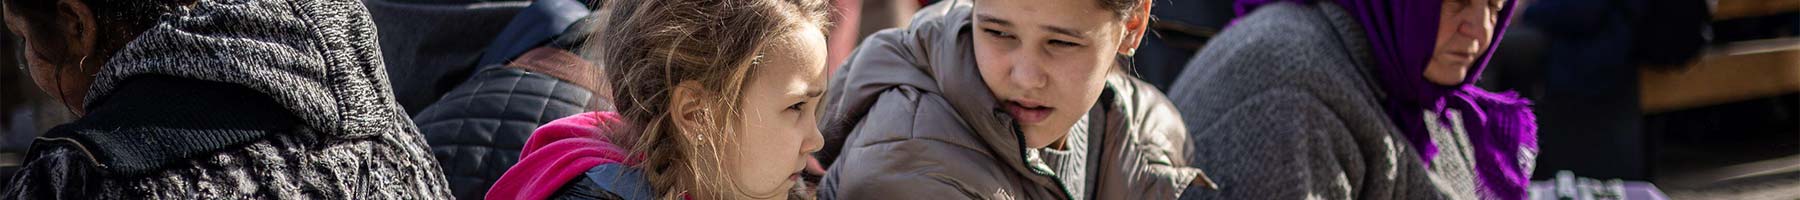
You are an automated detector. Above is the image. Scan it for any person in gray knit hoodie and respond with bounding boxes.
[2,0,452,198]
[816,0,1213,199]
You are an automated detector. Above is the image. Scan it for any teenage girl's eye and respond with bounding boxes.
[1048,40,1083,48]
[983,28,1016,39]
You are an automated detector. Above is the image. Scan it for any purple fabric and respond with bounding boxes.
[1233,0,1538,199]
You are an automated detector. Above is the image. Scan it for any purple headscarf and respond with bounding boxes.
[1234,0,1538,199]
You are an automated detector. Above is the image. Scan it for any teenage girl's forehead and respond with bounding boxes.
[971,0,1119,37]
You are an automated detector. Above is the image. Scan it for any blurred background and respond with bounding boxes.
[3,0,1796,199]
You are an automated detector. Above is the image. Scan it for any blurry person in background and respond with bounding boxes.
[815,0,1214,199]
[481,0,833,199]
[1168,0,1536,199]
[1508,0,1712,181]
[824,0,921,75]
[1127,0,1238,91]
[1,0,451,198]
[404,0,610,199]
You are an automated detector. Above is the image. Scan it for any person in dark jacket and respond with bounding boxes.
[1131,0,1236,91]
[816,0,1214,199]
[1,0,452,198]
[410,2,612,198]
[366,0,538,115]
[1168,0,1536,199]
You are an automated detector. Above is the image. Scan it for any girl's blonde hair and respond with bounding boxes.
[586,0,830,198]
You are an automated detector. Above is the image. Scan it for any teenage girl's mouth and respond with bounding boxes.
[790,164,804,183]
[1003,99,1055,124]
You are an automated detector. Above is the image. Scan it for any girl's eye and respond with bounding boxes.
[787,102,808,111]
[1048,40,1082,48]
[983,29,1016,39]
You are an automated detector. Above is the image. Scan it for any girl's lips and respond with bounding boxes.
[1003,100,1054,124]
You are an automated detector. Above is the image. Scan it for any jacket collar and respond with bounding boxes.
[44,75,299,176]
[585,163,657,200]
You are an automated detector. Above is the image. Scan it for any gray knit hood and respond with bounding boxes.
[85,0,408,139]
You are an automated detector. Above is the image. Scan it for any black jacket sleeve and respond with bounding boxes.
[3,141,104,200]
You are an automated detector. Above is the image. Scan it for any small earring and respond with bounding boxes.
[1125,48,1138,57]
[749,53,766,66]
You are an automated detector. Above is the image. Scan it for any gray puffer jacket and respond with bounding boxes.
[816,1,1209,199]
[1168,2,1513,199]
[3,0,452,198]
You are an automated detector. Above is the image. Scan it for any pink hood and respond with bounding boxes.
[486,112,634,200]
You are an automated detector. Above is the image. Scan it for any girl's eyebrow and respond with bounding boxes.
[975,14,1014,27]
[798,89,823,98]
[1041,25,1089,39]
[789,86,824,98]
[975,13,1090,39]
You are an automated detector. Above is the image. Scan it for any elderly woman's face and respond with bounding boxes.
[1425,0,1505,86]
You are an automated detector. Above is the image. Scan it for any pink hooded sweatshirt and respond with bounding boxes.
[486,112,635,200]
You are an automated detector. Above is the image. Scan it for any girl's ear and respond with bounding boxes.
[670,80,714,139]
[1115,0,1152,56]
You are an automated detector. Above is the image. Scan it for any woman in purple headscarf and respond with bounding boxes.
[1165,0,1536,199]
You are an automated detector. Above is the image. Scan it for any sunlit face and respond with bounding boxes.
[1425,0,1505,86]
[725,25,828,199]
[972,0,1129,148]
